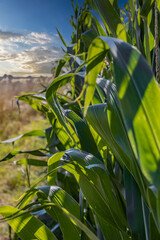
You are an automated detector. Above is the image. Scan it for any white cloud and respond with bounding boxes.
[0,30,22,40]
[12,32,56,45]
[0,30,63,76]
[0,30,58,45]
[19,45,63,74]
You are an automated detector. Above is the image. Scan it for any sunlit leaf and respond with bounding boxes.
[0,149,48,162]
[141,0,155,18]
[16,158,47,167]
[0,206,57,240]
[92,0,130,42]
[85,36,160,188]
[1,130,45,144]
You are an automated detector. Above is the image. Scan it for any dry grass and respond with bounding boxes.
[0,77,50,139]
[0,77,50,239]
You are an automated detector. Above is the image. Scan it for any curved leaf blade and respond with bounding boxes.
[1,130,45,144]
[37,186,81,240]
[66,110,103,160]
[62,157,129,233]
[85,36,160,187]
[0,149,48,162]
[0,206,57,240]
[16,158,47,167]
[140,0,155,18]
[92,0,130,42]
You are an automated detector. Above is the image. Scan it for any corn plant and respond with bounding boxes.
[0,0,160,239]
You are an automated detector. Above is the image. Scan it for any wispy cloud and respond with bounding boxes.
[0,30,63,76]
[0,30,22,40]
[11,32,55,45]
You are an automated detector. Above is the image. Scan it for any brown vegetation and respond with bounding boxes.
[0,76,50,239]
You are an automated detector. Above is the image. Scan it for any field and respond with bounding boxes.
[0,76,51,239]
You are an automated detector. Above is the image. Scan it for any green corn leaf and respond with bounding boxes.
[66,163,129,232]
[11,150,127,237]
[86,104,128,167]
[18,95,48,113]
[16,158,47,167]
[55,55,71,77]
[86,102,147,200]
[89,124,108,164]
[81,29,98,47]
[94,16,107,36]
[84,37,107,115]
[17,93,46,101]
[17,153,66,208]
[87,77,147,198]
[150,214,160,240]
[65,148,102,166]
[85,36,160,188]
[20,184,98,240]
[0,149,48,162]
[46,72,82,96]
[47,149,102,185]
[37,187,81,240]
[45,126,58,153]
[55,207,99,240]
[92,0,130,42]
[108,38,160,188]
[45,205,81,240]
[129,0,134,19]
[56,28,67,48]
[48,152,64,185]
[124,168,147,240]
[66,110,103,160]
[46,72,83,147]
[62,157,129,233]
[157,190,160,227]
[0,206,57,240]
[17,188,40,209]
[54,119,80,150]
[48,186,80,219]
[1,130,45,144]
[97,216,130,240]
[147,187,160,231]
[140,0,155,18]
[44,202,99,240]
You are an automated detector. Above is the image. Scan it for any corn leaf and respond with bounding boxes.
[0,149,48,162]
[0,206,57,240]
[37,188,81,240]
[86,79,147,199]
[140,0,155,18]
[62,157,129,233]
[124,168,147,240]
[85,36,160,188]
[92,0,130,42]
[1,130,45,144]
[56,28,67,48]
[66,110,103,160]
[16,158,47,167]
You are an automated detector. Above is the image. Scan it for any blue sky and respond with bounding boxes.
[0,0,127,76]
[0,0,78,44]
